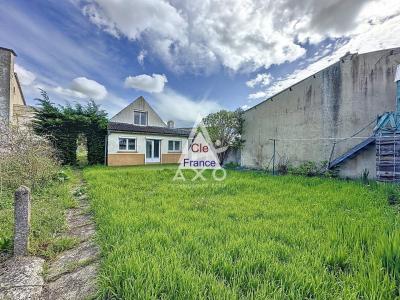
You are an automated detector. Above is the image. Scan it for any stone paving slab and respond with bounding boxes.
[68,223,96,242]
[42,263,99,300]
[67,208,82,218]
[0,252,11,264]
[46,240,100,282]
[67,212,93,229]
[0,257,44,300]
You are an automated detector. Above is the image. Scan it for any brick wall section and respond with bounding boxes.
[161,153,182,164]
[0,49,11,122]
[107,153,145,166]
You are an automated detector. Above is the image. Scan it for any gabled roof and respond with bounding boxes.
[108,122,190,137]
[110,96,167,127]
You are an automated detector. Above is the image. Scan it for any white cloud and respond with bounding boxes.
[124,74,167,93]
[53,86,87,99]
[51,77,107,100]
[69,77,107,100]
[246,73,273,88]
[153,88,222,125]
[248,91,268,100]
[137,50,147,65]
[82,0,186,41]
[248,11,400,101]
[80,0,400,74]
[14,64,36,86]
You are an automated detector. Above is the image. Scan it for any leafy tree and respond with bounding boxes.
[202,108,245,164]
[83,101,108,165]
[33,90,108,165]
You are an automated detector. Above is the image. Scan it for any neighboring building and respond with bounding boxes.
[242,48,400,179]
[107,96,190,166]
[0,47,34,126]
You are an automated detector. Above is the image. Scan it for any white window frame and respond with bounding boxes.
[133,110,148,126]
[118,137,137,151]
[168,140,182,152]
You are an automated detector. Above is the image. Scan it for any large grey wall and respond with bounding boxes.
[0,49,12,122]
[242,48,400,178]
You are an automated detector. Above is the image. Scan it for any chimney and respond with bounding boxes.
[167,120,174,128]
[395,65,400,113]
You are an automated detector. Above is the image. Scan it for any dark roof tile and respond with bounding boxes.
[108,122,190,137]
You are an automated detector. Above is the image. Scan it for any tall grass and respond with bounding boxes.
[84,166,400,299]
[0,168,78,258]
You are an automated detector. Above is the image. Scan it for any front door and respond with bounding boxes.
[146,139,160,163]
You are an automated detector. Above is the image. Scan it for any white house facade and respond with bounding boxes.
[106,96,189,166]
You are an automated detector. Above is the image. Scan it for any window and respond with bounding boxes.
[134,111,147,125]
[119,138,136,151]
[128,139,136,150]
[168,140,181,152]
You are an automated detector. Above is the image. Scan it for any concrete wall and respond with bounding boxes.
[339,144,376,179]
[242,48,400,178]
[108,131,188,165]
[0,48,30,126]
[0,49,12,122]
[10,73,25,118]
[12,104,35,128]
[110,96,167,127]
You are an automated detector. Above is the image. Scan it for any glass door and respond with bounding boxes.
[145,139,161,163]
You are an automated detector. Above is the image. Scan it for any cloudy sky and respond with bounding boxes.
[1,0,400,126]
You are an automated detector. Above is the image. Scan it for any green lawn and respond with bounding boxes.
[84,166,400,299]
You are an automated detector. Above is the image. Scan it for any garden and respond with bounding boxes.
[1,94,400,299]
[83,165,400,299]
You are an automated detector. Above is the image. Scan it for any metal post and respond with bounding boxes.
[394,132,396,181]
[272,139,276,175]
[327,141,336,169]
[394,65,400,114]
[104,134,108,166]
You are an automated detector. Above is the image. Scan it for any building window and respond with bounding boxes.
[134,111,147,125]
[168,140,181,152]
[119,138,136,151]
[128,139,136,150]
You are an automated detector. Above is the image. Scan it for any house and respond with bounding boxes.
[241,47,400,179]
[0,47,34,126]
[106,96,190,166]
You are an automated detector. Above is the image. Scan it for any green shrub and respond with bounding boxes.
[33,91,108,166]
[289,161,339,178]
[277,156,290,175]
[385,185,400,206]
[361,168,370,185]
[224,162,240,169]
[0,120,59,191]
[56,170,70,182]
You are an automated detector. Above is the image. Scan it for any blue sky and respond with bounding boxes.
[1,0,400,126]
